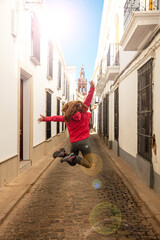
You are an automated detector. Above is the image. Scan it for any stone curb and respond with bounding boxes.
[97,135,160,226]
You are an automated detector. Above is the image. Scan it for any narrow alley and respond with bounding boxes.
[0,134,160,240]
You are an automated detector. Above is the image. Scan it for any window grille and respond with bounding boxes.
[47,40,53,79]
[46,92,51,140]
[98,102,102,136]
[105,94,109,138]
[103,97,107,137]
[138,58,153,162]
[57,99,60,134]
[103,94,109,139]
[114,88,119,140]
[31,13,40,64]
[62,102,65,131]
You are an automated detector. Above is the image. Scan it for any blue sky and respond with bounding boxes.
[45,0,104,91]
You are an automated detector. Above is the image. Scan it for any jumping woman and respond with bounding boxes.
[38,81,95,168]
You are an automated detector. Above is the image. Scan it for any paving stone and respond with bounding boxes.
[0,135,160,240]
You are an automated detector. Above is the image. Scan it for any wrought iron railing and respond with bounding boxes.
[107,43,120,67]
[124,0,159,29]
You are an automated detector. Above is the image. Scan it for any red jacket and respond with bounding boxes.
[43,86,95,143]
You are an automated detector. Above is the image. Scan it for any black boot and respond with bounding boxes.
[53,148,67,159]
[60,153,75,163]
[60,154,82,166]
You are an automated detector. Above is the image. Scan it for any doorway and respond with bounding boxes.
[20,79,23,160]
[19,73,31,162]
[57,99,60,134]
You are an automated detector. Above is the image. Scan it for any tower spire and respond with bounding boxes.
[77,65,87,96]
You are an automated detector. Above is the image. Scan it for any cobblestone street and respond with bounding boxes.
[0,134,160,240]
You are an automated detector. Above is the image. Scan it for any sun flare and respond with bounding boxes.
[46,5,72,38]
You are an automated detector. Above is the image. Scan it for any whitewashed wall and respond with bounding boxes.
[33,43,66,146]
[0,0,75,161]
[0,0,18,162]
[119,49,137,72]
[65,66,76,101]
[33,68,46,146]
[152,47,160,175]
[119,71,137,157]
[93,0,160,191]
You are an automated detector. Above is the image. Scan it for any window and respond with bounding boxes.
[103,97,106,137]
[58,61,62,89]
[67,82,70,101]
[31,13,40,65]
[107,45,111,66]
[65,80,69,101]
[107,43,119,66]
[103,94,109,138]
[98,102,102,136]
[106,95,109,138]
[57,99,60,134]
[62,102,65,131]
[114,88,119,140]
[63,74,65,96]
[138,59,153,162]
[46,92,51,140]
[65,80,68,100]
[47,40,53,79]
[99,60,102,74]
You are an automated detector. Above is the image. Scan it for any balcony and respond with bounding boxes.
[105,43,120,81]
[96,44,120,96]
[96,72,106,96]
[120,0,160,51]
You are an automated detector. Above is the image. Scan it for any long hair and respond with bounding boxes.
[62,101,88,124]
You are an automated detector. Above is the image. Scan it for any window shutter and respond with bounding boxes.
[31,13,40,64]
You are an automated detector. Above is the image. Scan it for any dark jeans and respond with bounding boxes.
[69,138,92,168]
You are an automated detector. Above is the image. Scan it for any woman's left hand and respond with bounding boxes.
[89,81,95,88]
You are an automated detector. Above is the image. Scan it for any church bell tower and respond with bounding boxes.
[77,65,87,96]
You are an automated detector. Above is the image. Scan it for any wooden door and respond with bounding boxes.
[20,79,23,160]
[57,99,60,134]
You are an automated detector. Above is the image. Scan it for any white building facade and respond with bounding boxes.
[65,65,76,101]
[0,0,75,188]
[93,0,160,192]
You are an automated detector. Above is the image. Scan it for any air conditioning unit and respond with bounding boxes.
[95,96,99,104]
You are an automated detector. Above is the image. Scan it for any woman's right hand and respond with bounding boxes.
[37,114,44,123]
